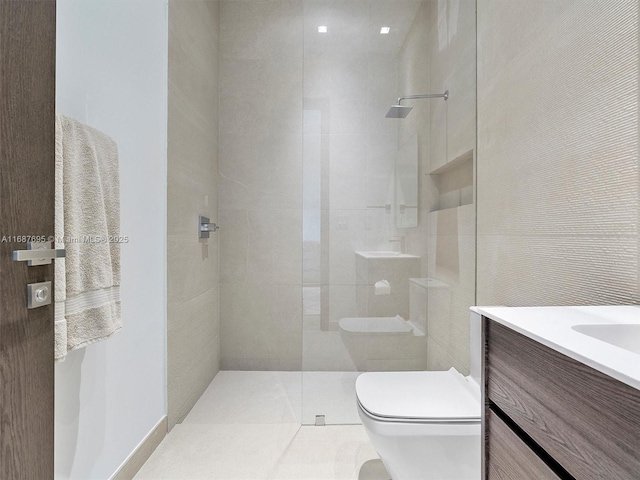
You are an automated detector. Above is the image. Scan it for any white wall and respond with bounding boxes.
[55,1,168,478]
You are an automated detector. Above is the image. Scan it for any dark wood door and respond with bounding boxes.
[0,1,56,478]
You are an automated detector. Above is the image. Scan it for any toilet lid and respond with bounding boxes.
[355,368,480,422]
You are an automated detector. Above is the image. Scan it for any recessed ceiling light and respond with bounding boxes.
[318,25,328,33]
[380,27,390,34]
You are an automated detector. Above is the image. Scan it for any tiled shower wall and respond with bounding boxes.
[302,0,407,337]
[218,0,420,370]
[397,0,477,374]
[477,0,640,306]
[218,0,304,370]
[218,0,478,373]
[167,0,220,428]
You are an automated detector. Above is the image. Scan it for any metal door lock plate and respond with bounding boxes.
[27,281,51,309]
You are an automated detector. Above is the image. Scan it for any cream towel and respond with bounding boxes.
[55,114,121,361]
[54,114,67,360]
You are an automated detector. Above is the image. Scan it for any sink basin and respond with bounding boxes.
[355,251,420,259]
[572,324,640,355]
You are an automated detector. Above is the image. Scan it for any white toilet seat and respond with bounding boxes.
[355,368,480,423]
[358,399,479,427]
[357,401,480,438]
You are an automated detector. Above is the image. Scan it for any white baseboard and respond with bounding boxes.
[110,416,168,480]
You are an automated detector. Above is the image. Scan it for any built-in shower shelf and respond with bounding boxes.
[429,149,473,175]
[429,149,474,212]
[429,203,472,214]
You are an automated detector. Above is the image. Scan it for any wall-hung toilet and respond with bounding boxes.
[356,310,482,480]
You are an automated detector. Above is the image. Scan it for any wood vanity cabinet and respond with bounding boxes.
[482,318,640,480]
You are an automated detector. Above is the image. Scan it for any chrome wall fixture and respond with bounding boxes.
[385,90,449,118]
[366,204,392,212]
[199,215,219,239]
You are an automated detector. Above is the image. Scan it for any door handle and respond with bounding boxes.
[13,241,65,266]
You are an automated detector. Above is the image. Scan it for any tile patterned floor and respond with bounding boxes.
[181,371,301,425]
[136,371,387,480]
[301,371,361,425]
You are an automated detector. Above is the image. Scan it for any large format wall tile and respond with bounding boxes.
[220,284,302,370]
[476,0,569,89]
[168,234,218,304]
[169,1,219,131]
[328,135,368,210]
[477,0,639,306]
[220,57,303,136]
[425,203,475,373]
[168,167,217,237]
[445,48,476,162]
[427,0,476,171]
[366,135,399,209]
[220,210,302,284]
[326,284,358,327]
[219,133,302,210]
[221,0,302,60]
[302,0,369,57]
[304,54,368,103]
[219,0,305,369]
[368,54,404,138]
[167,0,220,429]
[328,210,368,285]
[168,288,220,427]
[219,208,302,285]
[218,208,249,285]
[167,86,218,236]
[245,209,303,284]
[302,330,356,371]
[477,235,639,307]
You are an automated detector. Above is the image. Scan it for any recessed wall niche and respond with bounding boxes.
[429,149,474,212]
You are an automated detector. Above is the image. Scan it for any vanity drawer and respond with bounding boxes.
[487,409,560,480]
[486,319,640,480]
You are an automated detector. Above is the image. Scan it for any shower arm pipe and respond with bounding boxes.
[395,90,449,105]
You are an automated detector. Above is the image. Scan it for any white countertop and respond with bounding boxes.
[473,306,640,391]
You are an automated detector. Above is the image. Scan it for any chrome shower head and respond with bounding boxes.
[385,90,449,119]
[385,104,413,118]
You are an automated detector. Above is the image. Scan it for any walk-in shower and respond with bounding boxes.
[385,91,449,118]
[219,0,477,427]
